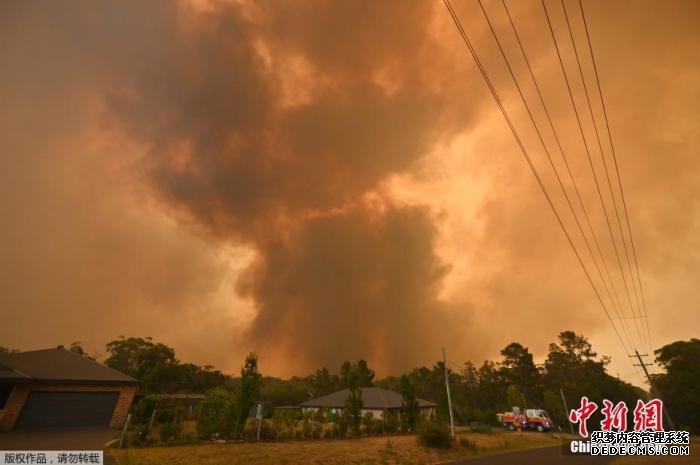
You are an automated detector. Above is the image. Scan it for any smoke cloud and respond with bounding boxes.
[1,0,699,380]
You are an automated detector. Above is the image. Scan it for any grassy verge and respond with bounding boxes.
[111,431,560,465]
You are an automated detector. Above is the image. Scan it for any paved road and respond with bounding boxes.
[445,445,614,465]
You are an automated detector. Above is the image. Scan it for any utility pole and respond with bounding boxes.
[631,350,675,430]
[560,387,574,435]
[442,347,455,437]
[520,391,528,411]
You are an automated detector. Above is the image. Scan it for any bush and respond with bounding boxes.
[129,395,161,425]
[337,415,348,438]
[469,422,493,433]
[123,423,153,447]
[368,418,384,435]
[272,408,301,438]
[384,411,399,433]
[459,436,478,451]
[418,423,452,449]
[301,416,312,438]
[159,421,182,444]
[197,387,236,439]
[479,409,498,426]
[243,419,278,441]
[330,423,341,438]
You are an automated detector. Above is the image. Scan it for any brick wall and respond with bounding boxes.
[0,383,138,431]
[110,384,137,428]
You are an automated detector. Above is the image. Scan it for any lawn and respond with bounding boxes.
[111,431,561,465]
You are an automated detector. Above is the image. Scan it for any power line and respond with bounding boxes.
[577,0,653,357]
[494,0,637,353]
[442,0,629,355]
[540,0,645,353]
[559,0,648,356]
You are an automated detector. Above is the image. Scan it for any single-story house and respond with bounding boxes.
[300,387,437,420]
[0,346,137,431]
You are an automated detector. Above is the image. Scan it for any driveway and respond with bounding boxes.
[0,428,118,464]
[445,444,614,465]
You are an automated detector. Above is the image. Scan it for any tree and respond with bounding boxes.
[105,337,177,392]
[344,365,363,436]
[653,338,700,433]
[500,342,542,406]
[400,374,419,432]
[309,367,340,397]
[476,360,506,414]
[544,331,640,427]
[340,361,353,386]
[68,341,97,360]
[544,331,605,402]
[104,336,231,393]
[340,359,375,388]
[543,389,566,427]
[506,385,523,411]
[197,387,236,439]
[234,353,262,438]
[356,359,375,387]
[0,346,18,354]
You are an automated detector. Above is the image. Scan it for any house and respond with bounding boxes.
[299,387,437,420]
[0,346,137,431]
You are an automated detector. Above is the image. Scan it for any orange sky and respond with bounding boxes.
[1,0,698,386]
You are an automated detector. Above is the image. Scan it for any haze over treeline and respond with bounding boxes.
[6,333,696,432]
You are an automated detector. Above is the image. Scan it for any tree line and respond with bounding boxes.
[2,332,697,433]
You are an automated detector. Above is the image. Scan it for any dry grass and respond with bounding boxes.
[111,431,560,465]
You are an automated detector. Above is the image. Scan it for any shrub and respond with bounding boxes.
[479,409,498,426]
[469,422,493,433]
[337,415,348,438]
[313,408,327,423]
[272,408,301,438]
[129,395,161,425]
[459,436,478,451]
[301,415,312,438]
[243,419,278,442]
[159,421,183,444]
[418,423,452,449]
[384,411,399,433]
[369,418,384,435]
[330,423,341,438]
[197,387,235,439]
[124,423,153,447]
[362,411,375,433]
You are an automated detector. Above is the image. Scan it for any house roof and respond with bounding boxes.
[0,347,137,385]
[300,387,437,410]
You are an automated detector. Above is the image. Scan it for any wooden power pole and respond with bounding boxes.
[560,387,575,435]
[631,350,675,430]
[442,347,455,437]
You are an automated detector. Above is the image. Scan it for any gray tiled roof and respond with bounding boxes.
[0,348,137,384]
[300,387,437,409]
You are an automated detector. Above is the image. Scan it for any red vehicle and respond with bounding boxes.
[497,408,552,432]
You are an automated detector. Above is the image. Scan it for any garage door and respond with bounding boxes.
[16,391,120,429]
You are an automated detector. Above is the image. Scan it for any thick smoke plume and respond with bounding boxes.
[2,0,699,379]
